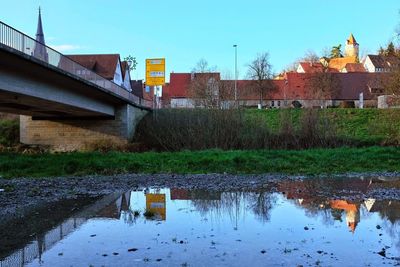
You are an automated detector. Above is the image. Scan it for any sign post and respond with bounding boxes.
[146,58,165,110]
[146,58,165,86]
[359,93,364,109]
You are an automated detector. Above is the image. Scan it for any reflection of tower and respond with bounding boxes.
[330,200,360,233]
[346,209,360,233]
[33,7,49,62]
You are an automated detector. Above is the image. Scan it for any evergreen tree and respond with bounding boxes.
[330,44,343,58]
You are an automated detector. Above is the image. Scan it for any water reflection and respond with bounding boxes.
[1,177,400,266]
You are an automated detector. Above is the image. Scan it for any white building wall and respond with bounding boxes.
[364,56,376,73]
[297,65,305,73]
[171,98,195,108]
[113,60,124,86]
[123,69,132,91]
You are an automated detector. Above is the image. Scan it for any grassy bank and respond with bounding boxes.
[136,109,400,151]
[1,147,399,178]
[245,109,400,145]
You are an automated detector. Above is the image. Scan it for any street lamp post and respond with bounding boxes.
[233,45,238,107]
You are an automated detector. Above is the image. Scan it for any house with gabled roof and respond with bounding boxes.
[341,63,366,73]
[364,55,400,73]
[66,54,131,91]
[297,62,325,73]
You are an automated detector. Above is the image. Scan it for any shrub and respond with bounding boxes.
[135,109,347,151]
[0,119,19,146]
[339,101,355,108]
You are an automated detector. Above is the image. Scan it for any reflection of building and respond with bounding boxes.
[146,193,166,220]
[170,189,221,200]
[97,192,131,219]
[330,200,360,233]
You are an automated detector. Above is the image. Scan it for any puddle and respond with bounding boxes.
[2,177,400,266]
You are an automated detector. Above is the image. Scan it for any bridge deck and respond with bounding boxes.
[0,21,152,115]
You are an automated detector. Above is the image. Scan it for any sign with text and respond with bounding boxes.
[146,193,166,220]
[146,58,165,86]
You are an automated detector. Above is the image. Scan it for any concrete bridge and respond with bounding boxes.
[0,21,151,150]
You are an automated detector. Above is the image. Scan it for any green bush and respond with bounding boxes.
[0,119,19,146]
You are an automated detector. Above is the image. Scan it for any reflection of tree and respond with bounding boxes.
[121,210,138,226]
[331,208,343,222]
[247,191,277,223]
[376,201,400,251]
[300,200,338,226]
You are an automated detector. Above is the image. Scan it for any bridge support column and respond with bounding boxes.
[20,104,148,151]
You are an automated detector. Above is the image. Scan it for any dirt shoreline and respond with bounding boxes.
[1,172,400,225]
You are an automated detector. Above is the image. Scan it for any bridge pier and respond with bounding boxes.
[20,104,148,151]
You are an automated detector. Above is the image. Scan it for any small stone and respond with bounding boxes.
[58,253,63,256]
[128,248,138,252]
[378,248,386,257]
[304,226,309,230]
[113,252,119,256]
[261,250,266,254]
[179,240,184,244]
[156,259,162,262]
[376,225,382,230]
[90,234,96,237]
[102,254,108,257]
[317,250,323,254]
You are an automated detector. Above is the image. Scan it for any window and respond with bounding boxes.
[271,100,274,107]
[278,101,281,107]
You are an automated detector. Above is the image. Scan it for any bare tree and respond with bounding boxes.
[307,72,341,107]
[247,52,275,107]
[189,73,220,108]
[283,50,320,72]
[302,50,320,63]
[192,58,217,73]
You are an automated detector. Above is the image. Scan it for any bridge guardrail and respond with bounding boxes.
[0,21,153,109]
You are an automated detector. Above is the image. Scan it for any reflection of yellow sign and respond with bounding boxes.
[146,58,165,86]
[146,193,166,220]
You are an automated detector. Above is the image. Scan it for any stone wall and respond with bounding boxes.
[20,104,148,151]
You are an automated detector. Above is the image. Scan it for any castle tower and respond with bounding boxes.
[345,33,359,59]
[33,7,49,62]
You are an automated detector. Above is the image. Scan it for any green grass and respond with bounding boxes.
[245,108,400,144]
[1,147,400,178]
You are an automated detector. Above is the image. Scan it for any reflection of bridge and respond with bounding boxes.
[0,192,131,267]
[0,21,151,150]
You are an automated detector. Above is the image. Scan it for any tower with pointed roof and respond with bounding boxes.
[345,33,359,60]
[33,7,48,62]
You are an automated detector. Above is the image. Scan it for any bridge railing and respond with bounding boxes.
[0,21,153,109]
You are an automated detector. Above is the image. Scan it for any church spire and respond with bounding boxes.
[36,7,45,45]
[33,7,48,62]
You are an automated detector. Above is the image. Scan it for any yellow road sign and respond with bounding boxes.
[146,58,165,86]
[146,193,166,220]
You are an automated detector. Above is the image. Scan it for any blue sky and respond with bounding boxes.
[1,0,399,80]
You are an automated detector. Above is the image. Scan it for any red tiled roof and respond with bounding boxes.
[67,54,120,80]
[367,55,400,69]
[130,80,143,98]
[167,73,192,98]
[344,63,366,73]
[298,62,325,73]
